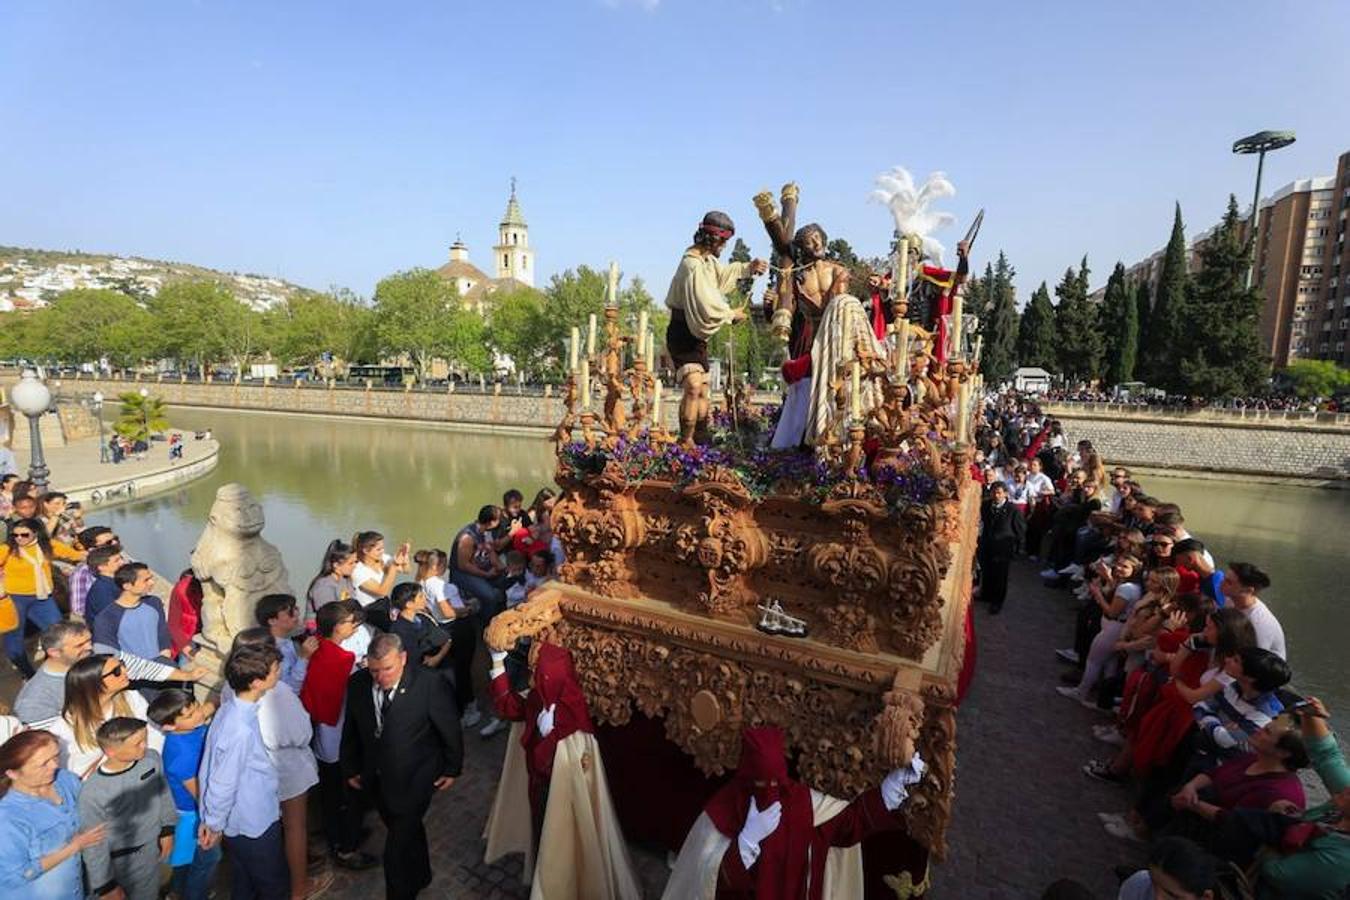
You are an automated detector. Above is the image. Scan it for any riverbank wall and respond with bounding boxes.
[1044,403,1350,484]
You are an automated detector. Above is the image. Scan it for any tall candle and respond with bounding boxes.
[580,359,591,410]
[957,379,970,443]
[608,261,620,307]
[896,320,909,378]
[586,314,597,356]
[652,385,661,428]
[636,309,648,352]
[950,292,963,360]
[646,331,655,371]
[896,236,910,299]
[973,335,983,366]
[570,327,580,372]
[851,360,862,420]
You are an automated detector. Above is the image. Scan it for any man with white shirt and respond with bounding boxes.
[1221,562,1286,660]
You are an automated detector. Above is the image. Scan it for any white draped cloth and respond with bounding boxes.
[483,723,641,900]
[770,294,890,450]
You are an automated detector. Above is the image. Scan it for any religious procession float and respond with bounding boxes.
[486,169,986,897]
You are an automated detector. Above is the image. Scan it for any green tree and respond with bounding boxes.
[1101,262,1139,385]
[1140,203,1190,390]
[1282,359,1350,399]
[826,238,858,267]
[113,391,170,442]
[487,286,551,380]
[982,252,1019,383]
[266,289,375,370]
[19,289,155,367]
[1053,258,1103,383]
[1134,277,1152,358]
[1017,282,1057,371]
[148,281,238,373]
[1177,195,1269,397]
[371,268,466,381]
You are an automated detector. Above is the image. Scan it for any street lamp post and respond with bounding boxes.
[11,370,53,493]
[1233,130,1296,288]
[93,391,108,463]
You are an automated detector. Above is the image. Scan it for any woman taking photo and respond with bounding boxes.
[0,730,109,898]
[1,519,84,678]
[349,531,409,629]
[44,654,161,777]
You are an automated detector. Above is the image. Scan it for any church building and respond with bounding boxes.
[435,180,535,313]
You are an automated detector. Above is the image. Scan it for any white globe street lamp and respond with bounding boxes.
[11,370,53,492]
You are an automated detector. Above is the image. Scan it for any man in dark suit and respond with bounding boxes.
[341,632,464,899]
[979,480,1026,615]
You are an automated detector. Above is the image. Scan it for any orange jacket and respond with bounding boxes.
[0,541,83,597]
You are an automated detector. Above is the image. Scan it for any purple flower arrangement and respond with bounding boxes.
[558,425,938,510]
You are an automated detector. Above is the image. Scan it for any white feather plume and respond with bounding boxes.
[869,167,957,264]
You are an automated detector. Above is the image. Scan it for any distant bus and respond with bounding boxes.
[346,365,410,386]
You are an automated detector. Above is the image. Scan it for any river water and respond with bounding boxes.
[102,409,1350,714]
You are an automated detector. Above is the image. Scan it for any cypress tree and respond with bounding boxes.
[982,251,1019,383]
[1134,277,1151,357]
[1017,281,1057,371]
[1177,195,1269,397]
[1141,203,1190,391]
[1102,262,1139,385]
[1053,259,1103,383]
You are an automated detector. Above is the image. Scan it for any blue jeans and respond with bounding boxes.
[171,842,222,900]
[3,593,62,677]
[450,571,506,622]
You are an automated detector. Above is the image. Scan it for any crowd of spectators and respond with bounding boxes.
[1043,388,1333,413]
[974,391,1348,899]
[0,471,565,900]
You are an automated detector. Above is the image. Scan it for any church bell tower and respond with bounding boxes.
[493,177,534,287]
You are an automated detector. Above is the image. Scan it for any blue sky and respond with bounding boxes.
[3,1,1347,302]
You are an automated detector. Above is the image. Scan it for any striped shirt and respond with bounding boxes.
[1193,675,1284,755]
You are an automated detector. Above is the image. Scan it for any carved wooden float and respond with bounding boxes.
[487,457,978,857]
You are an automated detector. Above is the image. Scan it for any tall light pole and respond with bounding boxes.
[93,391,108,463]
[11,370,53,493]
[1233,130,1296,288]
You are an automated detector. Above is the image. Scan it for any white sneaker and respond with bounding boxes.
[1093,725,1125,747]
[1039,568,1060,579]
[479,716,508,738]
[461,707,483,728]
[1060,564,1084,578]
[1055,686,1082,701]
[1103,819,1145,844]
[1055,648,1080,664]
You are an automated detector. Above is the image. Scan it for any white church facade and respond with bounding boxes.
[435,180,535,313]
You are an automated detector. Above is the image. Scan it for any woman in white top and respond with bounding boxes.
[1058,555,1144,704]
[413,548,481,727]
[228,629,322,900]
[39,654,160,778]
[350,530,409,627]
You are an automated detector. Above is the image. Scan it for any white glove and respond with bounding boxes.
[489,649,508,677]
[536,703,556,738]
[736,797,781,869]
[881,753,927,812]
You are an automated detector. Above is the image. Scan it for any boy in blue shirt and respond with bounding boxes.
[147,689,221,900]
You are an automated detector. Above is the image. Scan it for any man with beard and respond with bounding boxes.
[663,726,926,899]
[664,211,768,446]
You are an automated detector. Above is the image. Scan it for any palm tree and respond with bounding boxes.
[113,391,170,443]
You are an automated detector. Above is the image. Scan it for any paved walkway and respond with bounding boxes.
[931,559,1145,898]
[22,432,218,501]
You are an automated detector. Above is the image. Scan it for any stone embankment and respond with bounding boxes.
[1044,403,1350,483]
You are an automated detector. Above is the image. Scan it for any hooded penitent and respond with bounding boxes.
[520,643,595,808]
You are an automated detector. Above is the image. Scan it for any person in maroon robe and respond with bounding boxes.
[663,725,925,900]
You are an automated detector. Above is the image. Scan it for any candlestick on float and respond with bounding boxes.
[570,327,580,372]
[586,314,597,357]
[580,359,591,410]
[895,320,909,379]
[956,378,970,444]
[608,261,620,308]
